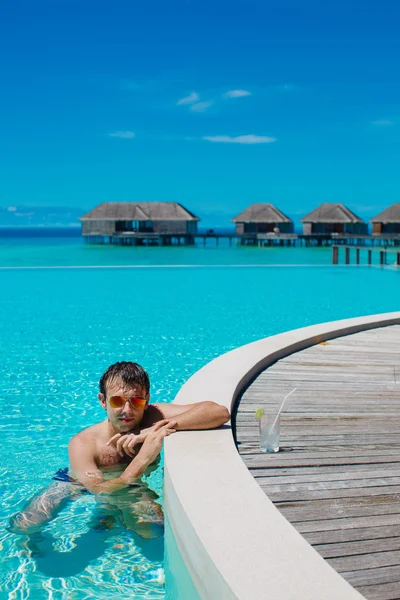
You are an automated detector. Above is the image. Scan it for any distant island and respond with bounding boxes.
[0,205,83,228]
[0,204,237,232]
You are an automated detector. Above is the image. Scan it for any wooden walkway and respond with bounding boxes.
[235,325,400,600]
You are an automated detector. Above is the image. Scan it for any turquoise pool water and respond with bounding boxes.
[1,235,400,598]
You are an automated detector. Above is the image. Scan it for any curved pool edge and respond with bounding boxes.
[164,311,400,600]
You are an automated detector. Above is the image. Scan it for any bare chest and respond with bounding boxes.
[94,445,131,469]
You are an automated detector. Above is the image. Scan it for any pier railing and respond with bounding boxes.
[332,244,400,265]
[83,232,400,248]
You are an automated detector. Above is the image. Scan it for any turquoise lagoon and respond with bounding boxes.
[1,228,397,268]
[1,233,400,599]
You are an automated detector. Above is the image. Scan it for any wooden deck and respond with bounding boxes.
[235,325,400,600]
[83,232,400,248]
[332,245,400,266]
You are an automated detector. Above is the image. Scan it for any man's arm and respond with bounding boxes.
[68,434,147,495]
[150,401,230,431]
[69,422,172,495]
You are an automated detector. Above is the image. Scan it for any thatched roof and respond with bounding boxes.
[370,203,400,223]
[80,202,200,221]
[232,204,292,223]
[301,203,364,223]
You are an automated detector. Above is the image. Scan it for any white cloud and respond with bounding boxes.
[189,101,214,113]
[177,92,200,105]
[224,89,251,98]
[108,131,135,139]
[202,134,276,144]
[189,101,213,113]
[372,120,394,126]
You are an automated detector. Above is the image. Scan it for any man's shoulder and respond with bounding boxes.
[142,403,166,427]
[69,422,104,449]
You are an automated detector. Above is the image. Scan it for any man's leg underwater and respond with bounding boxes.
[123,497,164,539]
[112,487,164,539]
[9,480,81,534]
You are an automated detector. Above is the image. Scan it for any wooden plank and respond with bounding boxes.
[314,537,400,559]
[248,464,400,478]
[239,418,400,426]
[237,433,400,443]
[238,423,400,435]
[329,550,400,572]
[257,476,400,492]
[240,434,400,444]
[295,513,400,534]
[280,500,400,523]
[264,485,400,503]
[242,449,400,460]
[241,455,400,467]
[357,581,400,600]
[251,469,400,483]
[304,525,400,545]
[241,439,400,450]
[239,408,400,416]
[343,565,400,587]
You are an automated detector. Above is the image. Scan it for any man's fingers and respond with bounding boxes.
[152,419,171,431]
[158,428,174,439]
[107,433,121,446]
[122,439,131,453]
[116,437,126,457]
[162,424,176,434]
[122,438,137,457]
[152,425,176,439]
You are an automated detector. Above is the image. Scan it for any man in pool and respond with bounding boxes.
[68,360,230,536]
[11,361,230,538]
[12,362,230,537]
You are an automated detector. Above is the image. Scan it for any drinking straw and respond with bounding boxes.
[271,388,297,431]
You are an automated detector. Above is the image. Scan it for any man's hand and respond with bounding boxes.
[107,419,176,457]
[134,420,176,467]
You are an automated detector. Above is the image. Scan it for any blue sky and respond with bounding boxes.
[0,0,399,222]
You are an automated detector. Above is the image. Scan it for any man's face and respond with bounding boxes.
[98,377,149,433]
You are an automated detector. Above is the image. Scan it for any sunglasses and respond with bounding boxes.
[109,395,147,409]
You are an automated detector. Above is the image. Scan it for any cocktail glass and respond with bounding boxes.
[259,413,280,453]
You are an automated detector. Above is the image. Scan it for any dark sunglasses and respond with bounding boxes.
[109,395,147,409]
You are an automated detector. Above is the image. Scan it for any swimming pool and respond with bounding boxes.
[1,260,399,598]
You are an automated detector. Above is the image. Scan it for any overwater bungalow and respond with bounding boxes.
[232,204,294,235]
[301,203,368,235]
[80,202,200,244]
[370,203,400,235]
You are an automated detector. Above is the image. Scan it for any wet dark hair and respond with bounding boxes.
[99,361,150,396]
